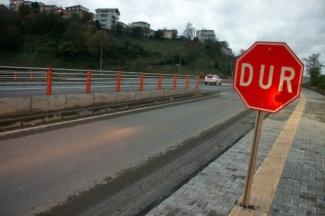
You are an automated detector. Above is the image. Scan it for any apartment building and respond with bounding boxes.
[65,4,90,17]
[161,29,178,39]
[43,5,65,15]
[21,1,46,11]
[95,8,120,30]
[117,21,128,29]
[220,41,233,56]
[130,21,150,29]
[9,0,24,11]
[196,29,216,42]
[9,0,64,15]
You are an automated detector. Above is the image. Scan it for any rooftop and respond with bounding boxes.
[65,4,89,12]
[95,8,120,15]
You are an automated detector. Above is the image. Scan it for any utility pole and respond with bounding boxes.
[230,58,233,78]
[179,54,182,74]
[100,41,103,71]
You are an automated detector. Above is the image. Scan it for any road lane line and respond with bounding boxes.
[228,94,306,216]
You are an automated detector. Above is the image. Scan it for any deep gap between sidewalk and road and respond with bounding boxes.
[36,108,260,216]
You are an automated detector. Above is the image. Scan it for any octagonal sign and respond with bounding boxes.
[234,42,304,113]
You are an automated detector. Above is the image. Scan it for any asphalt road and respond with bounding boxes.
[0,85,243,216]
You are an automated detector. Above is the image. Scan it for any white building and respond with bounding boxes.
[196,30,216,42]
[161,29,178,39]
[22,1,46,11]
[9,0,24,11]
[221,47,233,56]
[65,4,90,17]
[130,21,150,29]
[148,29,155,37]
[117,21,128,29]
[43,5,65,15]
[220,41,233,56]
[95,8,120,30]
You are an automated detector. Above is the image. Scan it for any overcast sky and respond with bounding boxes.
[1,0,325,67]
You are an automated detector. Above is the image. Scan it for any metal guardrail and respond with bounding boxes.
[0,66,200,97]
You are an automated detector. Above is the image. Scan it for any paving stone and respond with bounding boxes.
[147,89,324,216]
[146,106,291,215]
[270,90,325,216]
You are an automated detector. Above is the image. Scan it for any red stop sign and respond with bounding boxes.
[234,42,304,113]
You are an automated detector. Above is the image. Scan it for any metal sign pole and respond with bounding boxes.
[241,110,264,207]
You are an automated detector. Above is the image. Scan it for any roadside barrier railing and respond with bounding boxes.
[0,66,200,96]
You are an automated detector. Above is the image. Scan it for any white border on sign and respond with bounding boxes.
[233,41,304,113]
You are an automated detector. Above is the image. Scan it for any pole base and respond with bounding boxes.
[237,201,255,209]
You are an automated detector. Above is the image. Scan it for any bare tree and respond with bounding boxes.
[303,53,323,85]
[183,23,195,40]
[239,49,246,56]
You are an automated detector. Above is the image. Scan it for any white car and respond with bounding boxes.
[204,74,222,85]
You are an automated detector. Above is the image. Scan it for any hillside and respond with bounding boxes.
[0,5,234,77]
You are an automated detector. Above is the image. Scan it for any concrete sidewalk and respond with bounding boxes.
[146,89,325,216]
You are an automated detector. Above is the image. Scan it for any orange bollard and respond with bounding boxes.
[195,76,200,89]
[86,69,92,94]
[46,66,52,96]
[157,74,163,90]
[115,71,121,92]
[172,74,178,90]
[139,72,144,91]
[185,75,190,89]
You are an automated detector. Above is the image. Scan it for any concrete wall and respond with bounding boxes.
[0,89,198,118]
